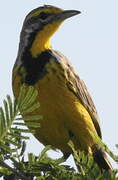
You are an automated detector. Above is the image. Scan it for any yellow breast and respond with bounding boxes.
[12,61,97,154]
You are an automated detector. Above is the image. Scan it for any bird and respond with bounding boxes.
[12,5,112,172]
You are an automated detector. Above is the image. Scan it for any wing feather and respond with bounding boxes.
[54,50,102,138]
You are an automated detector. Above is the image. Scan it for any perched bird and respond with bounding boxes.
[12,5,112,172]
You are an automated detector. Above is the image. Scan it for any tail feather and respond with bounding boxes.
[93,147,112,172]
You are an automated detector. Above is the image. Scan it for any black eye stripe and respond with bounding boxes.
[39,12,51,20]
[25,13,50,25]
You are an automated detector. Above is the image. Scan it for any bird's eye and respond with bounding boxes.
[39,12,50,20]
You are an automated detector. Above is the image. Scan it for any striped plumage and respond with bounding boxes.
[12,5,112,172]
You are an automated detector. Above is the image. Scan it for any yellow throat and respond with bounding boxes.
[30,21,63,57]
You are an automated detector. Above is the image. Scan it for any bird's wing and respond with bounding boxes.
[54,50,102,138]
[65,63,102,138]
[76,77,102,138]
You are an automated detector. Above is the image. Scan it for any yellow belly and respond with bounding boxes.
[12,66,97,154]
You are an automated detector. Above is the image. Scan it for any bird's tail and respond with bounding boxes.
[92,145,112,172]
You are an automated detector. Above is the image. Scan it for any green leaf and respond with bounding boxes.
[17,84,27,108]
[8,132,29,140]
[13,121,40,128]
[0,107,6,130]
[0,142,13,153]
[16,115,42,121]
[0,108,5,138]
[0,167,11,176]
[11,128,31,133]
[20,86,34,106]
[21,102,40,114]
[39,145,52,161]
[4,138,20,147]
[13,122,27,126]
[21,88,38,110]
[7,95,13,122]
[28,153,36,164]
[3,100,9,127]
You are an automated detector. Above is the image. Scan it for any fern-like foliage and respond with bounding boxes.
[68,140,118,180]
[0,85,41,153]
[0,85,42,179]
[1,144,118,180]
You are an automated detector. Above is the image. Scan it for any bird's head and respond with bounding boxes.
[20,5,81,57]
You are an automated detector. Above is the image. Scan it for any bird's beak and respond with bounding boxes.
[56,10,81,21]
